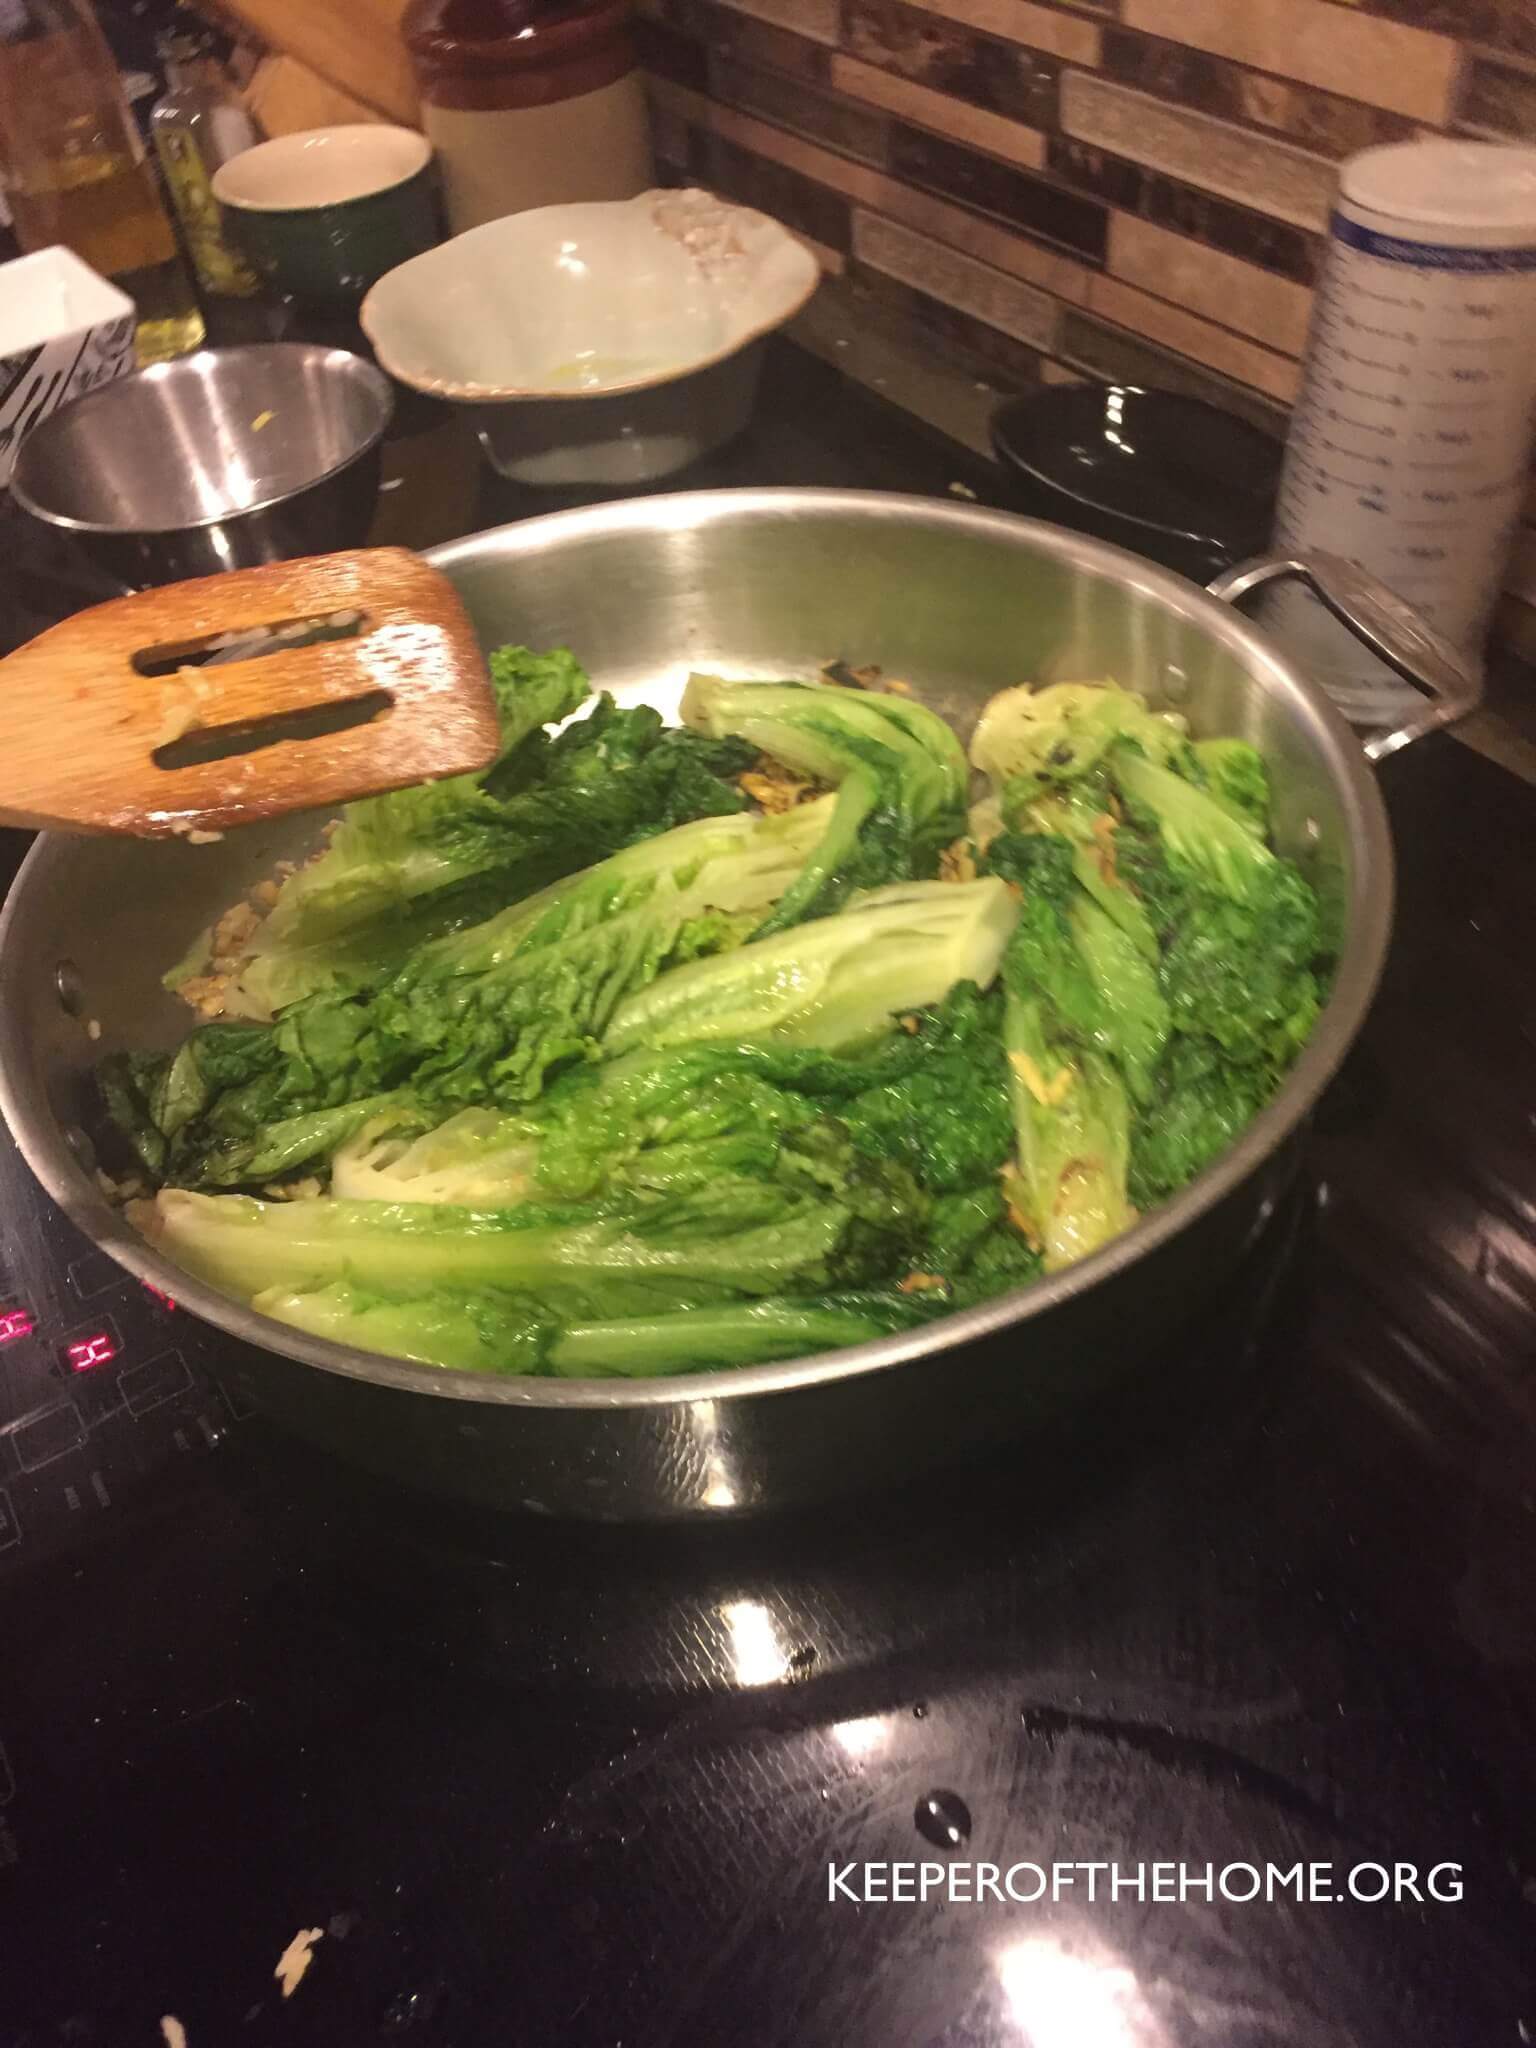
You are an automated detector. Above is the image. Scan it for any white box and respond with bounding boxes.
[0,246,137,488]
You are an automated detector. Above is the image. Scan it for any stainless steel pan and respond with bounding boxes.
[0,491,1477,1519]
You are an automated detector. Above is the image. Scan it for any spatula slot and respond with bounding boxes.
[152,688,393,771]
[131,609,369,679]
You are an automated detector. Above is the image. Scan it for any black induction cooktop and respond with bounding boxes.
[0,347,1532,2048]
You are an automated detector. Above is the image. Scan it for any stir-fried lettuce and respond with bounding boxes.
[180,649,758,1018]
[681,673,968,933]
[601,877,1016,1057]
[105,799,839,1187]
[107,661,1330,1379]
[252,1283,947,1378]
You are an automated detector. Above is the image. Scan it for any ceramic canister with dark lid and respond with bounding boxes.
[402,0,653,234]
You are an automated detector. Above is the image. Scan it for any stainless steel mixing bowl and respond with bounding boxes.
[9,342,393,585]
[0,491,1477,1518]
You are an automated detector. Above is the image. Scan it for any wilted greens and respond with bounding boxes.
[107,651,1330,1379]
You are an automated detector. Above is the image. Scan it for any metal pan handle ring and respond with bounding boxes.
[1206,550,1481,762]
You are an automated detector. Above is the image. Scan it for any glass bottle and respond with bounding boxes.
[0,0,203,363]
[150,26,258,298]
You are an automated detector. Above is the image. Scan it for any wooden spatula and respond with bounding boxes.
[0,548,501,837]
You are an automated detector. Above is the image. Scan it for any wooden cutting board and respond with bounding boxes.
[214,0,421,129]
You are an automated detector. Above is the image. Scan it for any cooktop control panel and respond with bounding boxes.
[0,1138,238,1567]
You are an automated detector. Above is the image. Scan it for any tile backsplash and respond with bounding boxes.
[639,0,1536,637]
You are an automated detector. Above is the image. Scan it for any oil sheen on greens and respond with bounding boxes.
[102,652,1330,1380]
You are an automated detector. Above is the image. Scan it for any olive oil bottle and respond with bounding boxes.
[150,26,259,300]
[0,0,203,364]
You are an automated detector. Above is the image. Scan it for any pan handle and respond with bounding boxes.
[1206,550,1481,762]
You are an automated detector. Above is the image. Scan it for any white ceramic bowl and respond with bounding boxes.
[359,188,820,484]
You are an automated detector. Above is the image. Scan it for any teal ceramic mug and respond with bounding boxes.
[213,125,441,305]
